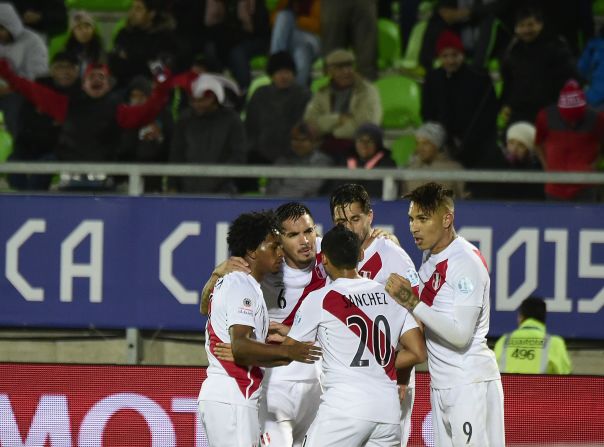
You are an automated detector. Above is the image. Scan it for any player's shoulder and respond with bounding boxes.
[222,271,261,294]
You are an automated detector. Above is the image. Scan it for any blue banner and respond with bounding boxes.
[0,195,602,338]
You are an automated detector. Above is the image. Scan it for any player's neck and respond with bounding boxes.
[329,268,362,281]
[431,229,457,255]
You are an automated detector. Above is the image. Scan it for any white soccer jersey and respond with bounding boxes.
[288,277,419,425]
[261,241,327,382]
[417,237,500,389]
[199,272,269,408]
[357,237,419,391]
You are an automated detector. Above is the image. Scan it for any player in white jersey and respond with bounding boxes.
[385,183,505,447]
[284,225,427,447]
[330,183,419,446]
[198,211,321,447]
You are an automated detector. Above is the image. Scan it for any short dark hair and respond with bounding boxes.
[275,202,313,226]
[519,296,547,323]
[329,183,372,217]
[515,5,544,24]
[403,182,454,216]
[321,225,360,269]
[227,211,279,257]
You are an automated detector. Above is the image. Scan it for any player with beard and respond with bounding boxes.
[329,183,419,447]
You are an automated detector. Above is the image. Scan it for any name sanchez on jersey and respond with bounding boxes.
[344,291,389,308]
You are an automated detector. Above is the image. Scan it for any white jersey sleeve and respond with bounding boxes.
[225,276,266,329]
[287,291,323,343]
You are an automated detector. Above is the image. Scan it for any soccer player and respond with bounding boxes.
[201,202,326,447]
[329,183,419,446]
[198,210,321,447]
[284,225,427,446]
[385,182,505,447]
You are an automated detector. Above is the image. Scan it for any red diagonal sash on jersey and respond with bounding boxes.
[282,254,327,327]
[322,290,397,381]
[358,252,382,279]
[420,259,448,307]
[207,320,263,399]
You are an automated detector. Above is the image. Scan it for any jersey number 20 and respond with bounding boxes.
[346,315,392,367]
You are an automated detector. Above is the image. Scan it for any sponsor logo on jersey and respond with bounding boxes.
[456,277,474,294]
[238,307,253,316]
[405,268,420,287]
[242,298,252,307]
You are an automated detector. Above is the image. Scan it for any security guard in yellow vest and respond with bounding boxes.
[494,297,572,374]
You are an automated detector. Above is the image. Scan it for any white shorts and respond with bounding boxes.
[260,379,321,447]
[400,385,414,447]
[430,380,505,447]
[302,405,401,447]
[198,400,259,447]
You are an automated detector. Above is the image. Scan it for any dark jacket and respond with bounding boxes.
[14,0,67,38]
[245,83,310,161]
[422,64,500,168]
[169,106,246,193]
[501,33,577,123]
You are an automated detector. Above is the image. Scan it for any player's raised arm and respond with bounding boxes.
[230,325,321,367]
[200,256,251,315]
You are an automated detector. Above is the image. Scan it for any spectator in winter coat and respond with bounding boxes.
[578,27,604,110]
[0,2,48,135]
[14,0,68,40]
[63,11,106,74]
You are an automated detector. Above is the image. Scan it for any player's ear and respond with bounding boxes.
[357,248,364,262]
[247,248,257,260]
[367,209,374,225]
[320,252,329,266]
[443,211,453,229]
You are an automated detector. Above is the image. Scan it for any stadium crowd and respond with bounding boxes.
[0,0,602,201]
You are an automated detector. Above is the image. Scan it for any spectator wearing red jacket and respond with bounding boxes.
[535,80,604,202]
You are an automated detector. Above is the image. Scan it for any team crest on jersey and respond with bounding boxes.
[242,298,252,307]
[431,272,441,290]
[359,270,373,279]
[456,277,474,294]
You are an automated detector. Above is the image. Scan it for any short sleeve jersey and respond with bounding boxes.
[288,277,419,424]
[260,239,326,382]
[417,237,500,389]
[199,272,269,408]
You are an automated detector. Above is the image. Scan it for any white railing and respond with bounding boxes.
[0,161,603,200]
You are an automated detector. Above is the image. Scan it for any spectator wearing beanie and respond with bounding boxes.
[63,10,105,74]
[421,30,503,194]
[336,122,396,198]
[534,79,604,202]
[499,121,544,201]
[402,121,466,198]
[245,51,310,165]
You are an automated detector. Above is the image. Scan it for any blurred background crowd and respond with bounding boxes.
[0,0,602,201]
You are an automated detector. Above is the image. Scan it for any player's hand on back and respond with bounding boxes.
[214,256,251,277]
[363,228,400,250]
[386,273,420,311]
[214,342,235,362]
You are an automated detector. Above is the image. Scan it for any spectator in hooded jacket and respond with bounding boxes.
[0,2,48,136]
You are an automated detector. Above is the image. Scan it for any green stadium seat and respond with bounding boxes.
[250,55,268,71]
[65,0,132,11]
[48,31,70,61]
[375,75,422,129]
[109,17,127,50]
[246,75,271,101]
[265,0,281,11]
[378,18,402,70]
[400,19,427,72]
[390,134,416,167]
[595,0,604,16]
[311,75,329,93]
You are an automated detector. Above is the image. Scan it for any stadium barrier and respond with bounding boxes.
[1,363,603,447]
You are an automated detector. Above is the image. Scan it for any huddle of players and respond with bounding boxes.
[198,183,505,447]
